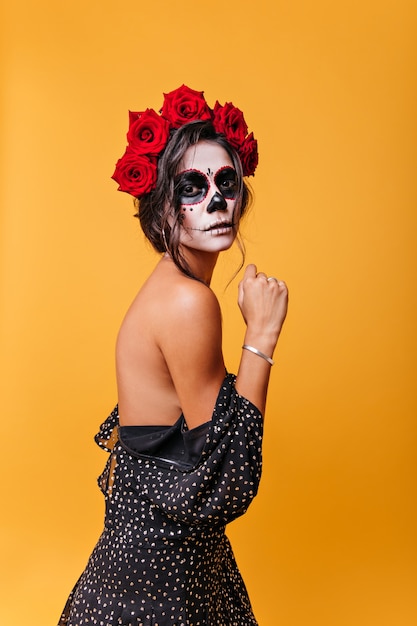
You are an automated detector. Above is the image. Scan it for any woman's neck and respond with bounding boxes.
[163,249,219,286]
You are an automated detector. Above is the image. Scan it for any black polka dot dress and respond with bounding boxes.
[58,374,263,625]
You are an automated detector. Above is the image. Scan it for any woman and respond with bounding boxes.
[59,85,288,626]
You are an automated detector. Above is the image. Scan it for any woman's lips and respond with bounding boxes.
[205,221,233,231]
[186,221,235,232]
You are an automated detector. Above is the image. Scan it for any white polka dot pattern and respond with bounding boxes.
[58,374,263,625]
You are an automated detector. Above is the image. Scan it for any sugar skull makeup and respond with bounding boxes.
[170,141,241,254]
[175,166,238,208]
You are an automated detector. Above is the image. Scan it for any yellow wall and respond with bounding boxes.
[1,1,416,624]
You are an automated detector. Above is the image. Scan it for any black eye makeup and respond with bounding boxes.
[174,166,238,207]
[174,171,209,205]
[214,167,238,200]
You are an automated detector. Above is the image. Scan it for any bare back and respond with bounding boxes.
[116,255,226,428]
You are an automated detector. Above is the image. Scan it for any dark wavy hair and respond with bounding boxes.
[135,120,252,280]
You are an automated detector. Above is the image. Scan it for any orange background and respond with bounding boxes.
[1,1,416,624]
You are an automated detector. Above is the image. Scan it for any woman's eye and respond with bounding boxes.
[220,179,236,190]
[182,184,201,197]
[214,168,237,198]
[216,173,237,198]
[175,171,209,204]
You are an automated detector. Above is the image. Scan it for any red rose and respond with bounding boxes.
[239,133,259,177]
[112,148,157,197]
[127,108,171,156]
[128,110,142,126]
[212,101,248,150]
[161,85,212,129]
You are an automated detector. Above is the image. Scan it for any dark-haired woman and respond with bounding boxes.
[59,86,288,626]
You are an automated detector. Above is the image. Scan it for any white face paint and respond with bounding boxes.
[173,141,240,254]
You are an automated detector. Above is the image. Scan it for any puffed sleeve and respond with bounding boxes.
[95,374,263,527]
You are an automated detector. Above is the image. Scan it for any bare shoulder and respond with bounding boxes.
[153,272,225,428]
[116,259,224,428]
[119,259,221,347]
[154,275,222,359]
[162,275,221,325]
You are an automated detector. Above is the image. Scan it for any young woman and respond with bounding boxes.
[59,85,288,626]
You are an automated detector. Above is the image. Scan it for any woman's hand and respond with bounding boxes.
[235,264,289,416]
[238,264,288,344]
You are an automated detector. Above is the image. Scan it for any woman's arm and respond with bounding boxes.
[158,264,288,428]
[235,264,288,415]
[156,279,227,430]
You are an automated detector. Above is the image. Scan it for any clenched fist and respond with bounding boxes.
[238,264,288,344]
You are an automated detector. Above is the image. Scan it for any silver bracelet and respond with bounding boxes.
[242,344,274,366]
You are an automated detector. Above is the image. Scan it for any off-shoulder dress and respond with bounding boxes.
[58,374,263,626]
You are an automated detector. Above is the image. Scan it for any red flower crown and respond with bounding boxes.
[112,85,259,199]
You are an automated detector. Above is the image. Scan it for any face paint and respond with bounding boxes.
[214,166,238,200]
[171,141,241,255]
[175,171,209,206]
[206,192,227,214]
[174,166,237,207]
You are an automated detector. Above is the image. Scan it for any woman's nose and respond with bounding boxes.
[207,192,227,214]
